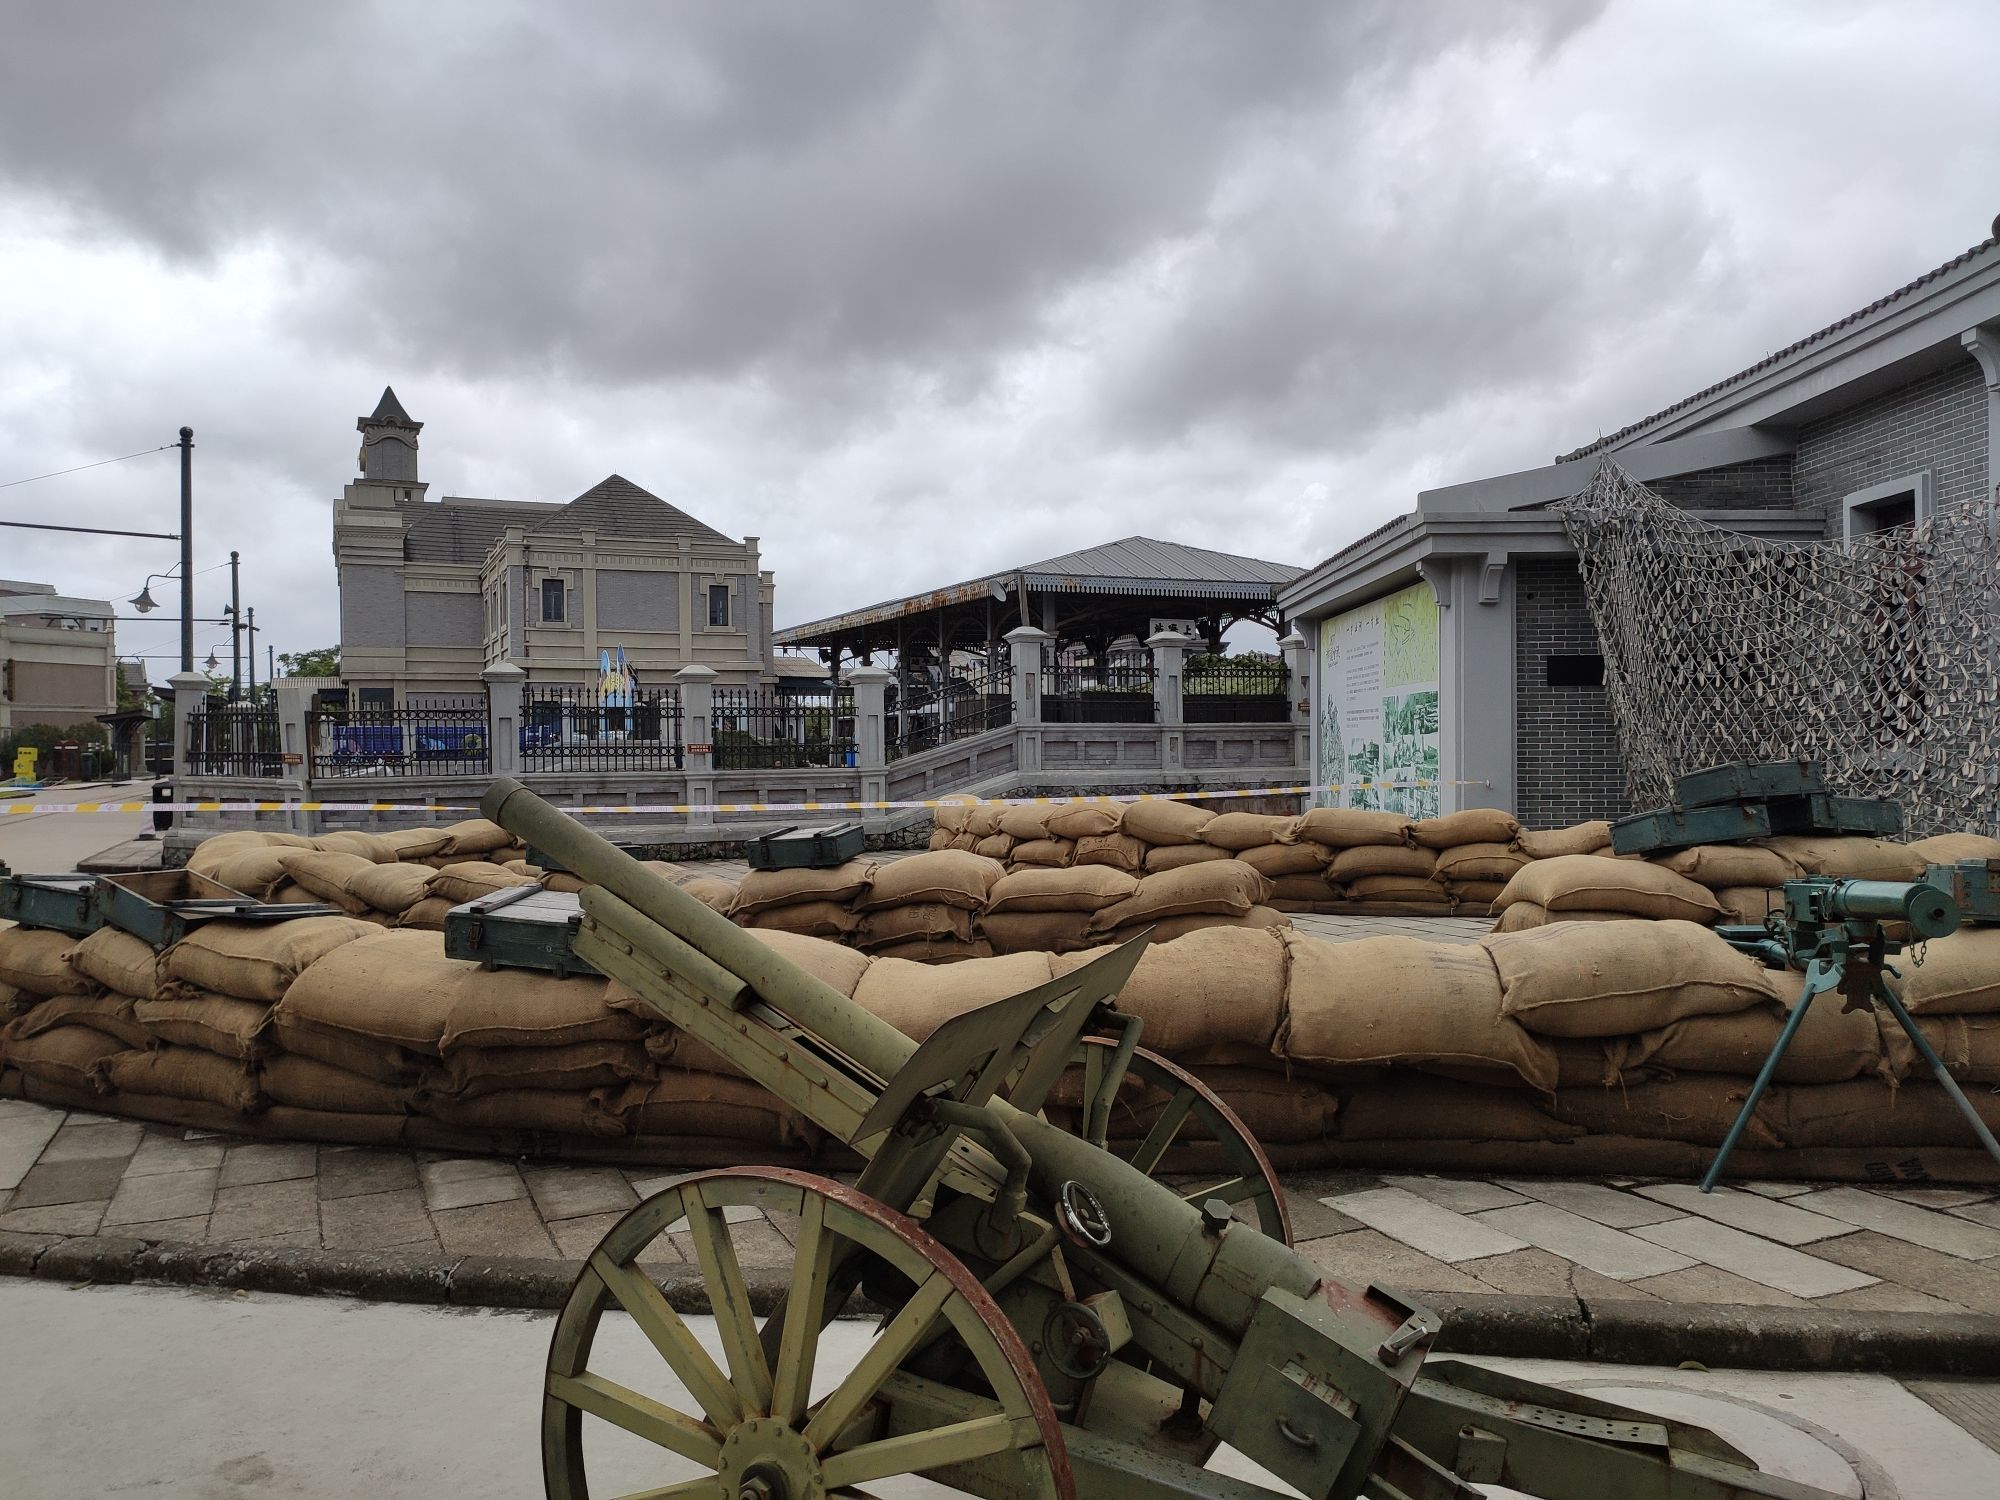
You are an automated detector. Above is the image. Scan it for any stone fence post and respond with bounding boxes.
[168,671,210,783]
[482,661,525,776]
[1279,628,1312,778]
[847,664,891,812]
[1147,629,1193,774]
[675,664,717,826]
[1004,626,1052,777]
[273,680,314,796]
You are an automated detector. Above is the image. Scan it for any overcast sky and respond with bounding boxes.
[2,1,1995,672]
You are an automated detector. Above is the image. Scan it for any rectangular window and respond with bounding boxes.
[1546,654,1604,688]
[541,577,566,622]
[708,583,730,627]
[1842,473,1933,550]
[358,686,395,715]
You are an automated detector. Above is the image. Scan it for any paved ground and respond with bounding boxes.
[3,1277,1995,1497]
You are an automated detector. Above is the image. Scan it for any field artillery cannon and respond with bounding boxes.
[486,779,1840,1500]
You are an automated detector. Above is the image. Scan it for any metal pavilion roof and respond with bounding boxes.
[773,535,1302,646]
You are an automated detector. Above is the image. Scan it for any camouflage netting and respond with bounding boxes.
[1558,464,2000,837]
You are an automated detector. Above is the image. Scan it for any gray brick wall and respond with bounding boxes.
[597,568,676,631]
[1514,556,1631,828]
[1645,455,1794,510]
[405,589,481,647]
[1794,357,1988,533]
[339,565,406,648]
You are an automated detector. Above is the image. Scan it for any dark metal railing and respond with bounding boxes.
[887,664,1013,760]
[185,700,283,777]
[713,686,857,770]
[521,686,684,772]
[1183,653,1290,723]
[1042,658,1156,724]
[308,696,491,777]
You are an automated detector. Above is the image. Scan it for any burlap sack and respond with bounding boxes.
[269,881,320,905]
[1484,920,1783,1037]
[274,850,381,914]
[135,990,273,1060]
[732,859,876,914]
[1617,983,1882,1085]
[433,1040,655,1098]
[1109,907,1288,945]
[164,916,377,1003]
[1268,874,1336,904]
[1494,855,1723,923]
[315,830,398,863]
[67,927,162,999]
[1093,1066,1337,1146]
[427,861,537,905]
[537,871,587,895]
[618,1074,807,1146]
[1144,843,1234,873]
[1490,904,1633,931]
[679,877,740,913]
[436,818,516,858]
[1073,833,1148,873]
[1961,1016,2000,1082]
[440,969,646,1052]
[965,804,1006,838]
[186,830,314,874]
[396,896,457,931]
[860,904,974,948]
[1329,844,1437,881]
[1344,876,1451,904]
[1047,805,1122,840]
[852,952,1057,1041]
[986,866,1138,914]
[946,831,980,853]
[1279,933,1556,1091]
[1412,809,1521,850]
[1549,1038,1621,1089]
[1547,1074,1779,1148]
[1435,843,1529,884]
[270,930,466,1051]
[1294,808,1412,848]
[741,928,874,996]
[1120,800,1214,846]
[2,1024,125,1090]
[262,1012,425,1083]
[106,1045,263,1114]
[933,800,976,834]
[868,936,995,964]
[926,828,954,852]
[0,929,91,998]
[1656,844,1801,889]
[1010,839,1075,868]
[1089,863,1271,931]
[1450,883,1507,910]
[345,861,436,914]
[1338,1077,1575,1143]
[1759,835,1927,881]
[1199,812,1297,851]
[1783,1079,2000,1148]
[0,982,33,1017]
[379,826,452,861]
[1712,886,1779,925]
[502,859,539,878]
[1886,928,2000,1014]
[1906,833,2000,864]
[859,850,1004,910]
[1512,822,1613,859]
[262,1055,412,1115]
[1238,842,1333,879]
[978,910,1095,954]
[1078,925,1288,1054]
[997,804,1054,841]
[12,991,151,1049]
[202,847,293,899]
[743,900,861,939]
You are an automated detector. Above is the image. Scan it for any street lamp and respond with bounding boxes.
[129,569,179,614]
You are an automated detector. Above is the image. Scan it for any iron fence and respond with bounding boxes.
[888,663,1014,760]
[521,686,684,772]
[713,686,857,770]
[308,696,491,777]
[185,700,283,777]
[1042,658,1156,724]
[1183,653,1290,723]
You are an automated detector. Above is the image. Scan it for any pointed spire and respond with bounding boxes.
[369,386,414,425]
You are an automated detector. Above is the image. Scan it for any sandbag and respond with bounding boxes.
[1047,805,1122,840]
[436,818,516,858]
[1713,886,1779,925]
[868,936,995,964]
[1329,844,1437,881]
[1238,842,1333,879]
[1344,876,1451,904]
[1906,833,2000,864]
[1279,933,1556,1091]
[106,1045,263,1114]
[951,832,982,850]
[1759,835,1927,882]
[1886,927,2000,1014]
[932,800,976,834]
[1450,883,1507,910]
[1294,808,1412,848]
[1783,1079,2000,1148]
[742,900,860,939]
[1,1024,124,1090]
[1089,862,1271,931]
[1489,904,1633,931]
[427,861,536,905]
[1110,907,1288,945]
[731,858,877,915]
[186,831,313,874]
[1412,809,1520,850]
[997,804,1053,841]
[276,849,380,914]
[1143,843,1234,873]
[201,847,292,899]
[1338,1077,1575,1143]
[859,904,975,948]
[135,990,273,1060]
[1548,1074,1779,1148]
[1485,920,1783,1038]
[433,1040,654,1098]
[1435,843,1529,884]
[1075,926,1288,1054]
[163,916,377,1003]
[67,927,162,999]
[986,865,1137,914]
[1095,1066,1337,1146]
[12,991,151,1049]
[538,871,588,895]
[978,910,1095,954]
[740,929,874,997]
[619,1074,809,1146]
[965,804,1006,838]
[1494,855,1723,923]
[852,952,1057,1041]
[270,931,467,1052]
[1120,799,1214,846]
[419,1085,625,1136]
[0,929,91,998]
[315,829,398,863]
[440,969,646,1052]
[345,861,437,914]
[1268,874,1335,904]
[1513,822,1612,859]
[926,829,954,852]
[858,851,1004,911]
[679,877,740,913]
[379,826,452,861]
[1073,832,1148,874]
[262,1012,425,1083]
[268,881,320,905]
[0,982,33,1017]
[396,896,457,931]
[1656,844,1801,889]
[1618,986,1882,1085]
[1961,1016,2000,1082]
[1199,813,1297,852]
[974,834,1017,861]
[1010,839,1075,868]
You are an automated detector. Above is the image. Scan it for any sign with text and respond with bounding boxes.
[1314,581,1440,817]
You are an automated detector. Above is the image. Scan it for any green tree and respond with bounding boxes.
[277,645,341,678]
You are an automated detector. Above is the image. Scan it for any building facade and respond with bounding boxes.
[0,580,118,733]
[1281,230,2000,826]
[333,389,776,706]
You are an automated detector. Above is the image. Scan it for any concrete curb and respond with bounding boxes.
[6,1228,1999,1375]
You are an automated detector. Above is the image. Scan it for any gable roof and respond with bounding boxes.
[555,474,737,547]
[1558,233,2000,462]
[365,386,417,427]
[399,475,738,566]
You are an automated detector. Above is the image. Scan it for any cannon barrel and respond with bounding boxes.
[1822,878,1960,938]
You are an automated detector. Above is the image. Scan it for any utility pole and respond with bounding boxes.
[178,428,194,674]
[267,642,275,688]
[246,607,258,700]
[228,549,242,701]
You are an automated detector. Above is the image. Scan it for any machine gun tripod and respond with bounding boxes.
[1706,875,2000,1191]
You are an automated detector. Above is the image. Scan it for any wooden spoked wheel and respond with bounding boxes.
[543,1166,1073,1500]
[1075,1038,1292,1246]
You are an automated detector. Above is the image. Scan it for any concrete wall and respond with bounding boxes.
[1513,556,1630,827]
[0,623,117,732]
[1794,358,1989,533]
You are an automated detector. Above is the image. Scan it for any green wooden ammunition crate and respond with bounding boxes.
[1673,760,1826,807]
[1765,792,1904,837]
[444,885,599,977]
[93,869,339,950]
[1610,801,1774,854]
[0,872,100,936]
[745,821,866,870]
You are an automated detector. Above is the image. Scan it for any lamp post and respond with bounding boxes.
[226,550,241,700]
[246,606,258,701]
[178,427,193,675]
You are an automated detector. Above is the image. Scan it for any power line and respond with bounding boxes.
[0,519,181,539]
[0,444,175,491]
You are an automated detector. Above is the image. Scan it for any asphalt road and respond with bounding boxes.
[0,780,151,873]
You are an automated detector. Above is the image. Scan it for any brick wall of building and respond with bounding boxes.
[1794,357,1988,533]
[1644,455,1795,510]
[1513,555,1631,828]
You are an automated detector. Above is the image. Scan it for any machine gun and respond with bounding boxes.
[486,779,1840,1500]
[1706,875,2000,1191]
